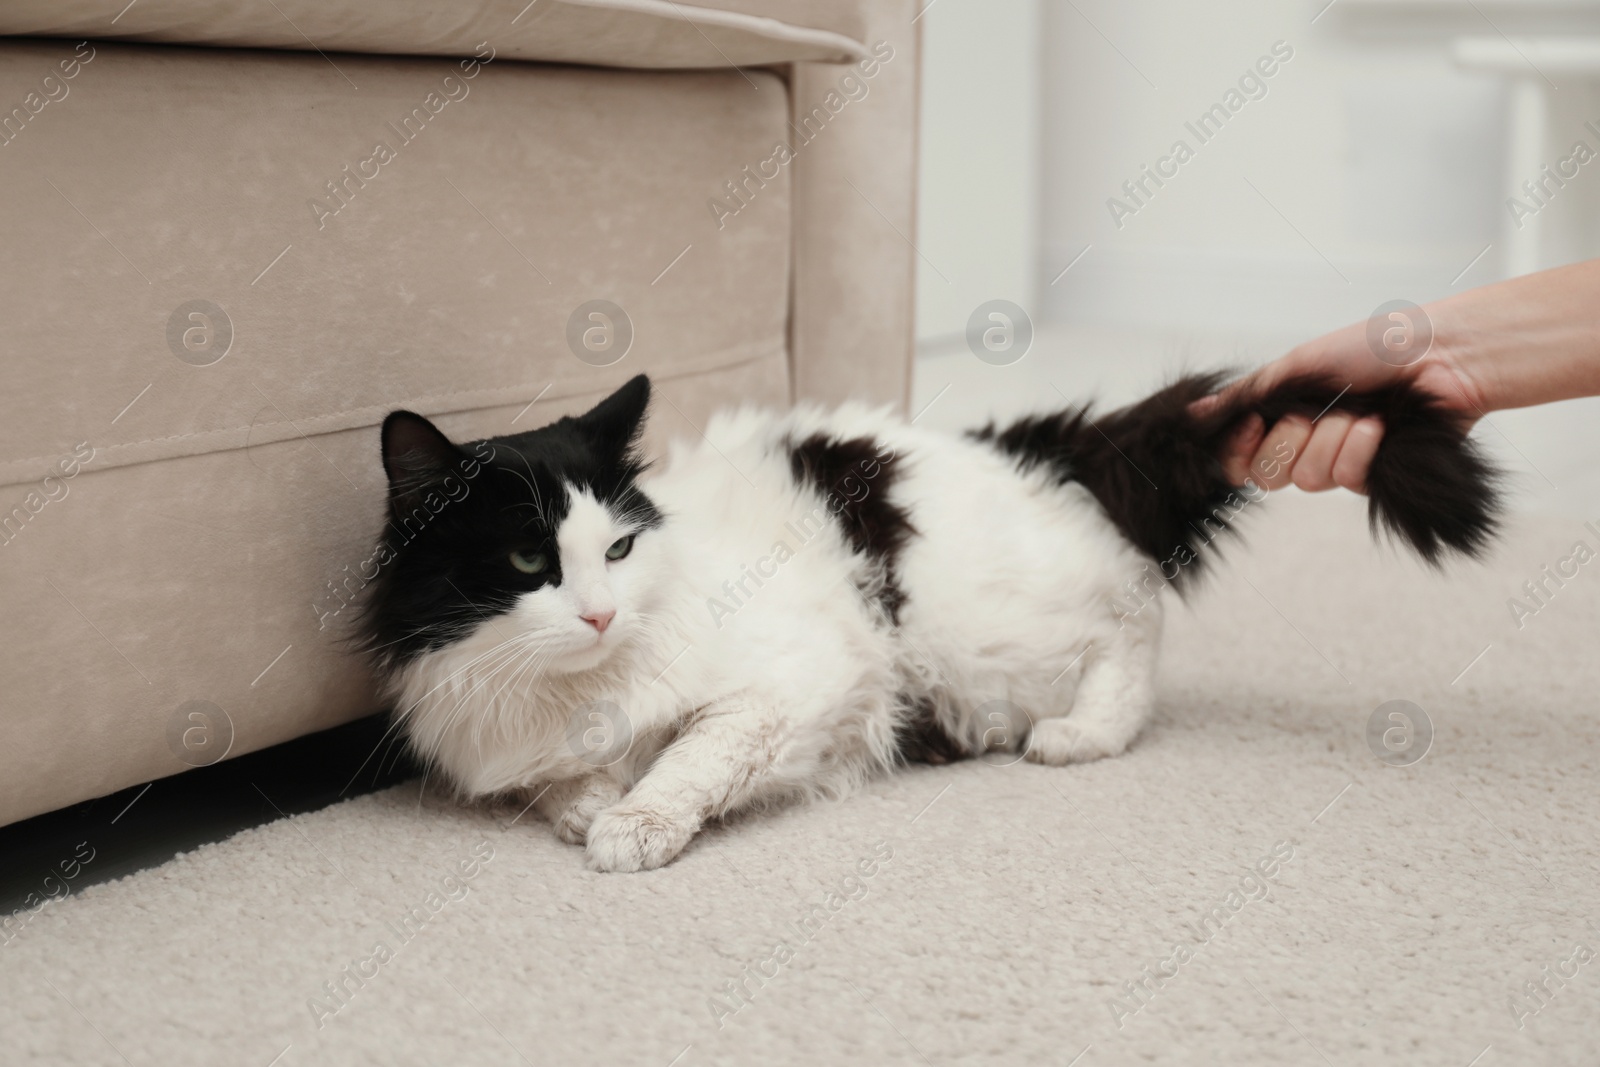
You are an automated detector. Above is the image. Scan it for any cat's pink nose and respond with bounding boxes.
[581,609,614,634]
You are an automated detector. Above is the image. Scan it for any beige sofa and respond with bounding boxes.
[0,0,919,827]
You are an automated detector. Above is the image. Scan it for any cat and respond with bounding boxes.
[360,373,1498,871]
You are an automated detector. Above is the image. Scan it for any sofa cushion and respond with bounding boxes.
[0,0,870,69]
[0,40,792,487]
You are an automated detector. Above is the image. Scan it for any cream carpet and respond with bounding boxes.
[6,492,1599,1066]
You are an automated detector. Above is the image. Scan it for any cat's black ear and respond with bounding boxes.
[381,411,461,503]
[574,375,651,454]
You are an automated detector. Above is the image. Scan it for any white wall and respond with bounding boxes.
[914,0,1041,343]
[914,0,1600,343]
[1034,0,1600,336]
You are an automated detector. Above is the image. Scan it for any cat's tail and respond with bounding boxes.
[969,371,1501,589]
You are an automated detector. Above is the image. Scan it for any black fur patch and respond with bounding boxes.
[896,696,969,765]
[972,372,1501,587]
[781,435,962,765]
[785,433,916,623]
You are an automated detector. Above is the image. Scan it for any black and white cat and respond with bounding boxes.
[362,374,1497,871]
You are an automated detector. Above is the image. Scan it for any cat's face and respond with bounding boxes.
[363,375,664,677]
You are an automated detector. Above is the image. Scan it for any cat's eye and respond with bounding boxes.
[605,535,634,561]
[509,549,548,575]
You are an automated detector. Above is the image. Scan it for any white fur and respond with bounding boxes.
[392,404,1163,871]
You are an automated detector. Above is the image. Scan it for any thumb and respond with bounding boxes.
[1188,355,1303,419]
[1187,373,1256,418]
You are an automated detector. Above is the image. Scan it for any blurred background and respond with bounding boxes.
[911,0,1600,517]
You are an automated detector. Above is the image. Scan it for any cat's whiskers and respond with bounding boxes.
[470,635,560,756]
[363,614,483,659]
[499,454,549,528]
[611,496,659,531]
[363,598,544,664]
[421,634,551,767]
[444,631,548,712]
[459,617,668,768]
[401,626,550,719]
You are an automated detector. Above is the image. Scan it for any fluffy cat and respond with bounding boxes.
[361,373,1498,871]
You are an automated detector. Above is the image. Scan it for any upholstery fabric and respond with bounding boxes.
[0,0,873,69]
[0,42,792,485]
[789,3,919,406]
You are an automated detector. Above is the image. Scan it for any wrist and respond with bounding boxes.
[1427,312,1498,416]
[1428,258,1600,413]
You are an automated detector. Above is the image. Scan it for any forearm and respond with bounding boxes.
[1432,258,1600,413]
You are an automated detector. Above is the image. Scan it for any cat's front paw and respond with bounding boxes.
[549,778,624,845]
[1024,718,1130,765]
[584,803,698,873]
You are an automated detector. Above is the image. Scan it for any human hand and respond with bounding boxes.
[1193,315,1488,494]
